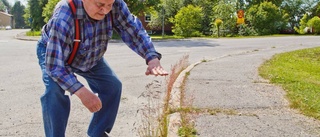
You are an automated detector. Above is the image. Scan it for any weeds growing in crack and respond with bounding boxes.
[136,54,190,137]
[179,84,198,137]
[137,80,164,137]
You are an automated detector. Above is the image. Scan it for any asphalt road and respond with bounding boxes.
[0,29,320,137]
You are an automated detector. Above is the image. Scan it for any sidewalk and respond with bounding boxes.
[15,31,40,41]
[176,47,320,136]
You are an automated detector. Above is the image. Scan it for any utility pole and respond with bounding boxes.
[161,0,167,38]
[161,6,164,38]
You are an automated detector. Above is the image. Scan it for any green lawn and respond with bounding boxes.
[259,47,320,120]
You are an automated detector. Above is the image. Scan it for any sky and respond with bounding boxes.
[8,0,28,6]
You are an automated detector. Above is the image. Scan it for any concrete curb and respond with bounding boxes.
[167,60,202,137]
[167,53,245,136]
[15,32,40,41]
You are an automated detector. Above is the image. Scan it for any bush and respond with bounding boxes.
[307,16,320,34]
[26,31,41,36]
[170,5,203,37]
[238,24,258,36]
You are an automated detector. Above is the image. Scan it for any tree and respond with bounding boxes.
[28,0,47,30]
[294,14,308,34]
[11,1,26,28]
[246,2,288,35]
[124,0,160,16]
[192,0,217,34]
[23,4,31,28]
[170,5,203,37]
[307,16,320,34]
[1,0,11,13]
[246,0,283,8]
[310,1,320,17]
[162,0,185,23]
[148,0,200,35]
[211,1,237,36]
[236,0,247,10]
[42,0,60,23]
[281,0,305,30]
[0,1,5,12]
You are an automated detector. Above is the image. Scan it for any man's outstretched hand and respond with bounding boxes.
[74,87,102,113]
[145,58,168,76]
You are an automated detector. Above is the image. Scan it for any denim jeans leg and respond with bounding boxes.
[75,58,122,137]
[37,42,71,137]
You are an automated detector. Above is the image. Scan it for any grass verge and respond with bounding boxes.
[259,47,320,120]
[26,30,41,36]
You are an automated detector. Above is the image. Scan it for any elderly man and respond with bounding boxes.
[36,0,168,136]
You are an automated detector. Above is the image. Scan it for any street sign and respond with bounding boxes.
[237,10,245,24]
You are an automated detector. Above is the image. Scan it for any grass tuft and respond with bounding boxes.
[137,55,190,137]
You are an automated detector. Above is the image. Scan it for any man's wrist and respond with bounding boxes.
[146,52,162,65]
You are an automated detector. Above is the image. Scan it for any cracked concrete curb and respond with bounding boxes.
[167,52,256,137]
[167,60,202,137]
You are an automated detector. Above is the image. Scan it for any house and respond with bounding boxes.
[0,12,14,29]
[137,13,172,34]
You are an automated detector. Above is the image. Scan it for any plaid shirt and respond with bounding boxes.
[40,0,160,93]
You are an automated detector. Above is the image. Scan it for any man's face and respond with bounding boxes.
[82,0,115,20]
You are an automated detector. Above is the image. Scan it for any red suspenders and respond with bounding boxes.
[66,0,113,65]
[67,0,80,65]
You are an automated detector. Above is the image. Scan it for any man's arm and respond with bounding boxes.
[111,0,168,76]
[45,18,84,93]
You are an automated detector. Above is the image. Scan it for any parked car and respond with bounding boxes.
[5,26,12,30]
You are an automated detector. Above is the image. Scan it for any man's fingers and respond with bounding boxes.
[152,68,158,76]
[156,67,168,76]
[145,67,168,76]
[145,69,151,75]
[89,103,102,113]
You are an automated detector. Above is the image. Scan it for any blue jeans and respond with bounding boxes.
[36,41,122,137]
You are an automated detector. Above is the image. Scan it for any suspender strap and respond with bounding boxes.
[67,0,81,65]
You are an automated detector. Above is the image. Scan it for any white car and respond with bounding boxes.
[5,26,12,30]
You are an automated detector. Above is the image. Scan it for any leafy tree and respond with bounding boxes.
[237,24,258,36]
[170,5,203,37]
[124,0,160,16]
[28,0,47,30]
[192,0,217,34]
[294,14,308,34]
[246,0,283,8]
[1,0,10,13]
[146,8,162,30]
[29,0,41,30]
[11,1,26,28]
[0,1,5,12]
[281,0,305,30]
[23,4,31,28]
[148,0,198,34]
[42,0,59,23]
[307,16,320,34]
[246,2,288,35]
[162,0,185,20]
[310,1,320,17]
[236,0,247,10]
[211,1,237,36]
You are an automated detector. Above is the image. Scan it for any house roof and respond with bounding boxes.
[0,12,13,17]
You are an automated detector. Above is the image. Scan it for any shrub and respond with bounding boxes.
[170,5,203,37]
